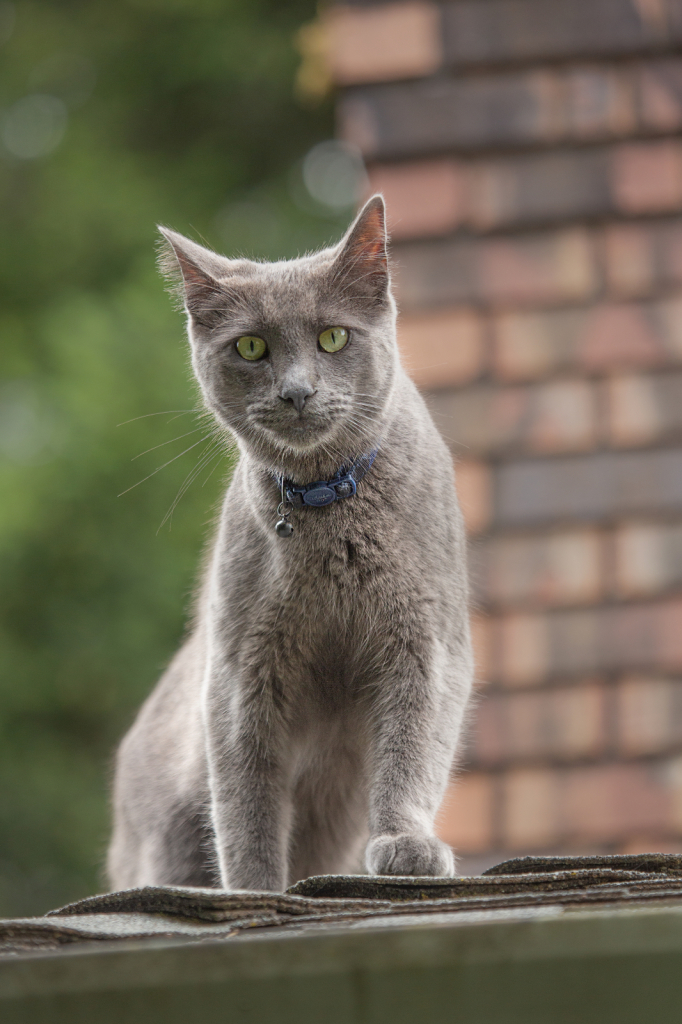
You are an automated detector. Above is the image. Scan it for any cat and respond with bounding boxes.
[107,195,473,893]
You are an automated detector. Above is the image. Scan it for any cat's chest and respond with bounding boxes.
[217,500,431,676]
[284,524,387,601]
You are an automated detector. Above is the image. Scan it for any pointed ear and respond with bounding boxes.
[331,195,389,298]
[157,227,229,328]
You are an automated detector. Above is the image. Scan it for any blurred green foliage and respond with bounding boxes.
[0,0,341,916]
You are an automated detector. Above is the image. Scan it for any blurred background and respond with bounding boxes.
[4,0,682,917]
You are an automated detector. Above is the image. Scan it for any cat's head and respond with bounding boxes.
[158,196,398,478]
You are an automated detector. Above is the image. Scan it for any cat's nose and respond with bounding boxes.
[280,386,315,414]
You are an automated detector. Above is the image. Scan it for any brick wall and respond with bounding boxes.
[323,0,682,870]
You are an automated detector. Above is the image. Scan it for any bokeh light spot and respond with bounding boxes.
[301,140,368,213]
[1,94,68,160]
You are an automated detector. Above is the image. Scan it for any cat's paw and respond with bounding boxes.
[365,833,455,877]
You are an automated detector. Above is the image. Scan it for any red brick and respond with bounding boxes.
[493,300,678,382]
[367,160,466,239]
[471,684,607,766]
[391,236,477,310]
[561,763,671,844]
[477,228,597,306]
[427,386,511,455]
[442,0,681,69]
[336,94,380,156]
[437,774,495,853]
[497,613,550,687]
[605,373,661,446]
[339,58,682,164]
[470,697,508,765]
[467,149,611,232]
[666,757,682,833]
[493,308,585,381]
[501,768,558,850]
[659,222,682,284]
[526,380,596,453]
[654,296,682,358]
[595,600,682,677]
[375,149,682,242]
[475,529,603,608]
[496,449,682,529]
[338,69,559,161]
[326,2,442,86]
[603,224,656,297]
[578,303,663,370]
[639,60,682,132]
[566,66,635,139]
[614,600,682,672]
[499,759,682,852]
[455,459,492,536]
[614,522,682,597]
[470,611,493,684]
[616,676,682,756]
[518,684,606,761]
[607,369,682,447]
[427,379,596,456]
[393,228,599,312]
[614,523,663,596]
[488,599,682,686]
[497,760,682,852]
[611,140,682,214]
[600,218,682,295]
[397,308,484,389]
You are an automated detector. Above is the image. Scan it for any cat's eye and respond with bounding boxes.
[319,327,348,353]
[236,336,267,361]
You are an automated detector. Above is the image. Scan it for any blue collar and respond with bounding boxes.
[276,449,379,509]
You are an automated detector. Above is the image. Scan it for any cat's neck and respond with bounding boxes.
[234,419,388,487]
[276,449,378,489]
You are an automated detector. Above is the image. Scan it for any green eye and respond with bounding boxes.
[236,336,267,361]
[319,327,349,353]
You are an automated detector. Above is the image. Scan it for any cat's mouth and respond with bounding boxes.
[257,412,335,452]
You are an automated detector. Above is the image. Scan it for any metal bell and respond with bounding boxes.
[275,518,294,538]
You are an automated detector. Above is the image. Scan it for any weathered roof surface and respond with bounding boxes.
[3,855,682,1022]
[1,853,682,954]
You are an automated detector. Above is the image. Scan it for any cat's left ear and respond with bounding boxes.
[331,194,389,299]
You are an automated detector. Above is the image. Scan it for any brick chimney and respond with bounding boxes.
[321,0,682,870]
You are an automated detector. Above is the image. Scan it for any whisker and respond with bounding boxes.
[117,409,204,427]
[201,455,224,487]
[131,427,207,461]
[157,440,223,532]
[117,436,211,497]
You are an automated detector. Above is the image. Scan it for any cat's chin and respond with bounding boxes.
[265,423,332,454]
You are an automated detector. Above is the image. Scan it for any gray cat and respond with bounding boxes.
[107,196,473,892]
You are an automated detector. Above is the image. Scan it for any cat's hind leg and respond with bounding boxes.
[108,800,218,890]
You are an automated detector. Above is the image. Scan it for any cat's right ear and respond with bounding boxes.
[157,227,227,328]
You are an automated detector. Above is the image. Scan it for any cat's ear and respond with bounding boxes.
[331,194,389,299]
[157,227,229,328]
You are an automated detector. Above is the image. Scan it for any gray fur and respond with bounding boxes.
[108,196,473,892]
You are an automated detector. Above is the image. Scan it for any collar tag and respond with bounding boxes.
[292,473,357,508]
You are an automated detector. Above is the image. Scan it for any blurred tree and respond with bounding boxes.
[0,0,341,916]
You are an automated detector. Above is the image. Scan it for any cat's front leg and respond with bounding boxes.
[203,669,292,892]
[365,646,471,878]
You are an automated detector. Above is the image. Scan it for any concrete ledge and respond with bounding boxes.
[2,900,682,1022]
